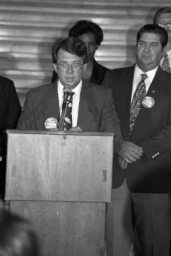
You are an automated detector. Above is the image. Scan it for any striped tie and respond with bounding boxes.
[129,73,147,135]
[59,91,74,131]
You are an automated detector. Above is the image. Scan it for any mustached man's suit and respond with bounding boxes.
[103,66,171,256]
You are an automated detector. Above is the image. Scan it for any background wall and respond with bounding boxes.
[0,0,171,106]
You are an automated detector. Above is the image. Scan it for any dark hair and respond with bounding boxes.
[69,20,103,46]
[137,24,168,48]
[153,7,171,24]
[52,36,88,64]
[0,209,39,256]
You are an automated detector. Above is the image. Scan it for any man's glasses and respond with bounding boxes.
[158,23,171,31]
[57,62,83,72]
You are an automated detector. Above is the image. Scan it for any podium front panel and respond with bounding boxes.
[6,131,113,202]
[10,201,105,256]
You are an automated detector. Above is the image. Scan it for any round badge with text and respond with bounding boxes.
[142,96,155,108]
[44,117,58,129]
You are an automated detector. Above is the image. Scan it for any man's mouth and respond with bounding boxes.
[66,77,74,81]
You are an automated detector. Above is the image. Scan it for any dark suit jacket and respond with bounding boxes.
[17,80,122,151]
[0,76,21,154]
[89,60,109,85]
[103,66,171,193]
[51,60,109,85]
[0,76,21,197]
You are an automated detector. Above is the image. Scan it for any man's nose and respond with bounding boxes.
[144,44,150,52]
[67,64,74,73]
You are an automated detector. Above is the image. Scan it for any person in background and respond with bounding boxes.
[0,208,39,256]
[51,20,109,85]
[0,76,21,201]
[153,7,171,72]
[103,24,171,256]
[17,37,122,152]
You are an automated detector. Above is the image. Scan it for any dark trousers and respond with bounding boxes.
[106,182,171,256]
[131,193,171,256]
[106,181,133,256]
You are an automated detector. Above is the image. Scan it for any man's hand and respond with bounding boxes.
[118,155,128,169]
[119,141,143,163]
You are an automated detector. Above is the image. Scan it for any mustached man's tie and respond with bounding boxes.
[129,73,147,135]
[59,91,74,131]
[161,53,171,73]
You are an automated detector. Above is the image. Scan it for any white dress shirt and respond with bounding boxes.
[131,65,159,101]
[57,80,82,127]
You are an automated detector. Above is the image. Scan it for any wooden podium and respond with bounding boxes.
[5,130,114,256]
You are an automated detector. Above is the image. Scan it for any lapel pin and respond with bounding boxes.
[142,96,155,108]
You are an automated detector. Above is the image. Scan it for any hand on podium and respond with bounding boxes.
[69,126,82,132]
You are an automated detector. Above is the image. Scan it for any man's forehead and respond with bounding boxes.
[58,49,82,61]
[79,32,96,43]
[157,12,171,23]
[139,32,161,42]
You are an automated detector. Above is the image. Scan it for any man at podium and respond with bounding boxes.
[17,36,122,152]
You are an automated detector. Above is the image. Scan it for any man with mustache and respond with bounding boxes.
[104,24,171,256]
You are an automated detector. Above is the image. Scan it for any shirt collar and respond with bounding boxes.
[57,80,82,95]
[134,64,159,84]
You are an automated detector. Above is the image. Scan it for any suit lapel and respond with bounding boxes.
[77,80,96,131]
[130,67,166,138]
[146,67,166,96]
[117,66,135,137]
[42,81,60,121]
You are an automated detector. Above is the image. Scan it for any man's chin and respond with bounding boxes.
[139,62,156,71]
[63,83,77,90]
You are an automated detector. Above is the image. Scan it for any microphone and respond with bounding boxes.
[59,91,74,131]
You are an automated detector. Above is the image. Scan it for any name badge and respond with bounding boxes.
[44,117,58,129]
[142,96,155,108]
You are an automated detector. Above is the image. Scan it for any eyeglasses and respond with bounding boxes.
[158,23,171,31]
[57,62,83,72]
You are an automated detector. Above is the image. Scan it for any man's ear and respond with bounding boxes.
[53,63,57,73]
[162,46,167,58]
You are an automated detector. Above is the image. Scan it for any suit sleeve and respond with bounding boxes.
[139,100,171,160]
[101,88,123,152]
[6,81,21,129]
[0,80,21,156]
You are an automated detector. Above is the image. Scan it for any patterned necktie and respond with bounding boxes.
[129,73,147,135]
[59,91,74,131]
[161,53,171,73]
